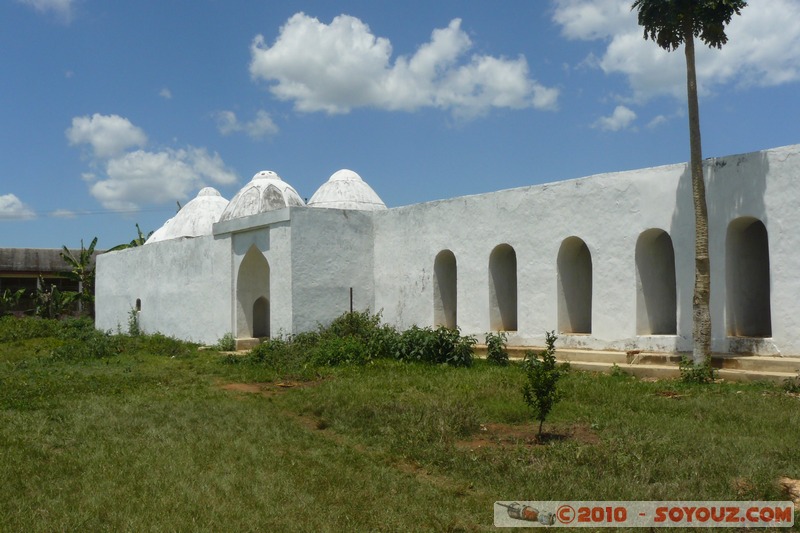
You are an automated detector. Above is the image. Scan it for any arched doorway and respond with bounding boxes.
[237,245,270,338]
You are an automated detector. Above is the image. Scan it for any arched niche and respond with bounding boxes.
[557,237,592,334]
[635,229,677,335]
[433,250,457,329]
[489,244,517,331]
[726,217,771,337]
[237,245,270,338]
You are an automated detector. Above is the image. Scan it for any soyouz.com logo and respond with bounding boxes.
[494,501,795,528]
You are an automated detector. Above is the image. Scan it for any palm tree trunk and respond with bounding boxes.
[684,21,712,364]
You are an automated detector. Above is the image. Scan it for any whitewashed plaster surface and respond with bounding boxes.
[95,144,800,355]
[289,208,376,332]
[95,234,232,344]
[147,187,229,243]
[372,144,800,354]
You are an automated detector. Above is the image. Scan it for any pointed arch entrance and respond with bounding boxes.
[237,245,270,338]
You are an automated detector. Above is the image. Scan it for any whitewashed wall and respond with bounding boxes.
[289,208,375,333]
[373,145,800,355]
[95,234,232,344]
[96,144,800,356]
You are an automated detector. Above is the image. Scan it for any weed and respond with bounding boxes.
[609,363,628,378]
[50,330,124,360]
[485,331,509,366]
[127,308,141,336]
[679,356,716,384]
[521,331,569,437]
[783,371,800,393]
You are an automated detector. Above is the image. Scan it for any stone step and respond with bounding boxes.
[712,355,800,374]
[474,345,800,384]
[234,337,261,351]
[562,360,796,384]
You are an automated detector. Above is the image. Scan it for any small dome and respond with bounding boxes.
[219,170,305,222]
[308,169,387,211]
[146,187,229,244]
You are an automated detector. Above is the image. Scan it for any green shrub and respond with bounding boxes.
[319,310,399,360]
[56,317,97,340]
[239,337,303,372]
[214,332,237,351]
[396,325,475,367]
[309,336,369,366]
[0,316,63,342]
[290,331,321,351]
[322,310,383,340]
[51,330,124,360]
[485,331,509,366]
[522,331,569,437]
[135,333,193,357]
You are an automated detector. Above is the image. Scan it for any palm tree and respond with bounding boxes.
[631,0,746,367]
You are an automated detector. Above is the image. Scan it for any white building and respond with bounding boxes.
[96,144,800,356]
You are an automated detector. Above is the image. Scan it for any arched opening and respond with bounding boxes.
[433,250,457,329]
[252,296,269,338]
[237,245,270,338]
[135,298,141,312]
[727,217,771,337]
[635,229,677,335]
[489,244,517,331]
[558,237,592,334]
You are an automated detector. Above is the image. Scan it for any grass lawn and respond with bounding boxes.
[1,321,799,531]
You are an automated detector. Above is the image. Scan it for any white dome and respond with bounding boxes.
[308,169,387,211]
[219,170,305,222]
[146,187,229,244]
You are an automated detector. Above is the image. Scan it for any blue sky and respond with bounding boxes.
[2,0,799,249]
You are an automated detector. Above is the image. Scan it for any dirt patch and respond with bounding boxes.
[218,380,320,397]
[779,477,800,505]
[457,422,600,451]
[220,382,267,394]
[654,390,684,399]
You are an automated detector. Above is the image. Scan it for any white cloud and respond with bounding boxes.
[250,13,558,117]
[0,194,35,220]
[216,110,279,139]
[552,0,800,101]
[90,148,237,211]
[159,88,173,99]
[66,114,148,159]
[68,114,239,210]
[647,115,668,129]
[552,0,637,41]
[51,209,77,219]
[18,0,74,22]
[593,105,637,131]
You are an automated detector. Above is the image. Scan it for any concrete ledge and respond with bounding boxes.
[235,337,261,351]
[474,345,800,383]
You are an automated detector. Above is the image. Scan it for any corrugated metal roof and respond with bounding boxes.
[0,248,99,274]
